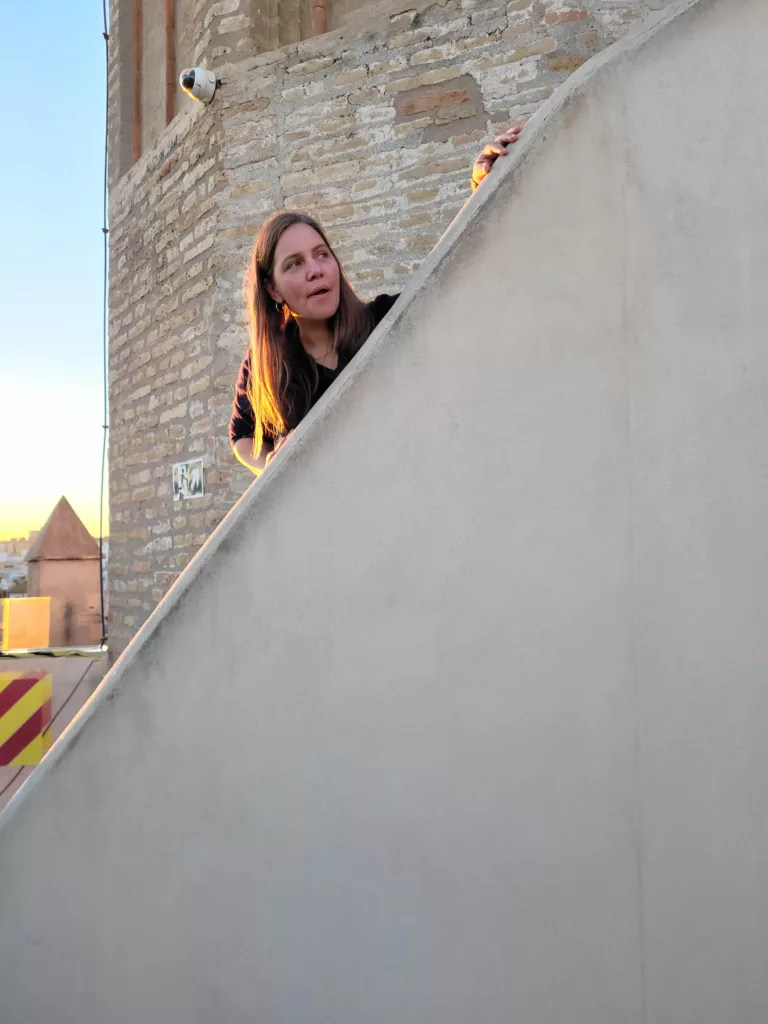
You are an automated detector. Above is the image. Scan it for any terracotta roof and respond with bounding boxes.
[26,498,101,562]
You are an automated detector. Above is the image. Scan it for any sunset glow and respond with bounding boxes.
[0,388,107,544]
[0,501,105,545]
[1,4,105,549]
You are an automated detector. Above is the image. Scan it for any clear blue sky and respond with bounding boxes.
[0,2,107,540]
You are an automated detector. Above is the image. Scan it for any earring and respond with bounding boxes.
[275,299,283,313]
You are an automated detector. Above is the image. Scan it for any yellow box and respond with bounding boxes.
[0,597,51,651]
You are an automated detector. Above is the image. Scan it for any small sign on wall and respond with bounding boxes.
[172,458,205,501]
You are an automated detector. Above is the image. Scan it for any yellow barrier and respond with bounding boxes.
[0,597,51,652]
[0,670,53,765]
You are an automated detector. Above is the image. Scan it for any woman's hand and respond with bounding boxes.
[471,119,529,191]
[264,430,295,467]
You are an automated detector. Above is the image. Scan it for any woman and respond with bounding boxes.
[229,124,524,474]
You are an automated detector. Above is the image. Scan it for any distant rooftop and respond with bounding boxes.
[26,498,100,562]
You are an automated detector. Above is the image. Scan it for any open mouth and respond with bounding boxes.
[308,287,331,298]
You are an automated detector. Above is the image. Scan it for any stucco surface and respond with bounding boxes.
[1,0,767,1020]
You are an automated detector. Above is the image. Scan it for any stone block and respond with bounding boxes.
[544,9,588,24]
[385,66,464,94]
[188,376,211,396]
[548,54,589,71]
[287,56,336,76]
[159,403,189,424]
[396,87,471,117]
[218,13,253,33]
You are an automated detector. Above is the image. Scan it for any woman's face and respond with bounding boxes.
[268,223,341,321]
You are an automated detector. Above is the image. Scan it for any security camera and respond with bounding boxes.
[179,67,218,104]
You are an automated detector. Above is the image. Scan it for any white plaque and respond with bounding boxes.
[172,458,205,501]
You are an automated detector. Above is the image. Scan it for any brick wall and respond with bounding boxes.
[107,0,673,657]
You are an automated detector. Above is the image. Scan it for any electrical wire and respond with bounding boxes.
[98,0,111,648]
[42,659,98,740]
[0,767,24,804]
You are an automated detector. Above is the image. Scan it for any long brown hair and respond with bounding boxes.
[244,210,374,457]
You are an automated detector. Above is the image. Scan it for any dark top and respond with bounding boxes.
[228,293,400,449]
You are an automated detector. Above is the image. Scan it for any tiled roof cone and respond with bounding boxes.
[25,498,100,562]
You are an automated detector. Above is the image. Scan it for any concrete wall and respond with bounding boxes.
[107,0,673,659]
[3,0,767,1019]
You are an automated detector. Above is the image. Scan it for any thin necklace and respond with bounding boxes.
[314,341,335,365]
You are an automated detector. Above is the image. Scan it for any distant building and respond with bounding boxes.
[0,534,36,559]
[0,553,27,597]
[26,498,103,647]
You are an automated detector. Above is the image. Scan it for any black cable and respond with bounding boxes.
[42,659,97,738]
[0,767,24,803]
[0,660,98,804]
[99,0,111,647]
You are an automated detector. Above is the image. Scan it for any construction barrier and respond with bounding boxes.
[0,670,53,765]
